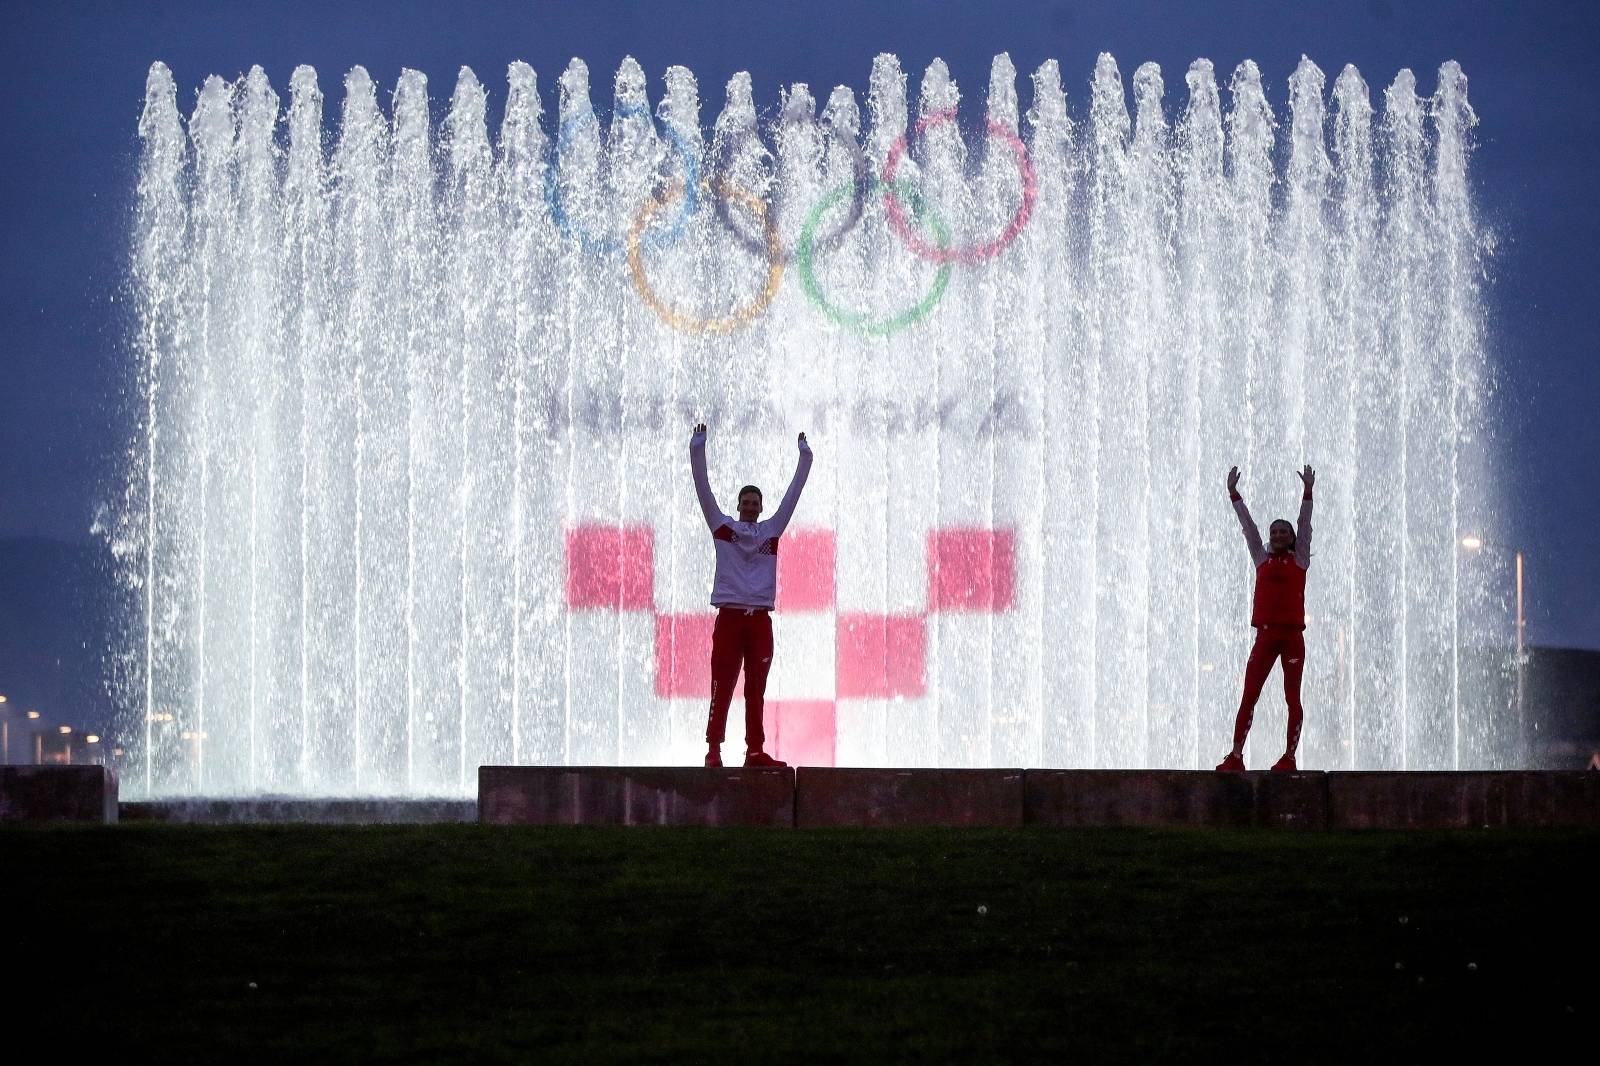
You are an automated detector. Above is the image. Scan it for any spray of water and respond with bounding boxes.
[113,53,1505,796]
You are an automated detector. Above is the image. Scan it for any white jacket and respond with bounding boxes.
[689,431,813,610]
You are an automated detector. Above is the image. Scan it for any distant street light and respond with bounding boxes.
[1461,535,1526,765]
[23,710,47,763]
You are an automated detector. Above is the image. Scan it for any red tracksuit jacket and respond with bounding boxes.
[1231,492,1314,627]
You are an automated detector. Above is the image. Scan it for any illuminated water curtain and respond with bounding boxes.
[111,52,1505,796]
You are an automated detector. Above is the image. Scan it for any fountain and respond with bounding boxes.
[107,51,1505,797]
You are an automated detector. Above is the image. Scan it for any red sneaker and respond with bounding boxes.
[1215,752,1246,774]
[704,750,722,768]
[743,751,788,768]
[1270,754,1298,773]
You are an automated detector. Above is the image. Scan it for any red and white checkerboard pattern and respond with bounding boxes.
[565,523,1016,766]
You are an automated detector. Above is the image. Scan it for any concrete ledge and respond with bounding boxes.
[1025,770,1254,827]
[242,768,1600,830]
[1328,772,1600,829]
[796,768,1024,828]
[1250,772,1329,830]
[0,766,118,824]
[121,798,477,824]
[478,766,794,827]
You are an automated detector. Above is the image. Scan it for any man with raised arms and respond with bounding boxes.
[689,422,812,768]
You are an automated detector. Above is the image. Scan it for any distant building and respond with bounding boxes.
[1526,646,1600,769]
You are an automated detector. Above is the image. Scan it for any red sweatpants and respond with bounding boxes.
[1231,626,1305,757]
[705,607,773,752]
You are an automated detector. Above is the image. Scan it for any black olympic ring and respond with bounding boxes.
[710,110,870,266]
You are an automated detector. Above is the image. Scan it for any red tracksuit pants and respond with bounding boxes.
[705,607,773,751]
[1231,626,1305,756]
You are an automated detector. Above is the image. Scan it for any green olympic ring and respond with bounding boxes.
[797,180,952,336]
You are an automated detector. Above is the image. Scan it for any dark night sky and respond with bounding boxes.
[1,0,1596,648]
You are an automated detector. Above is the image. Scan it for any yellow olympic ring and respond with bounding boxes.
[627,179,784,336]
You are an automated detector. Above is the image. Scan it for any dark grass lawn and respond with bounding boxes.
[3,824,1594,1062]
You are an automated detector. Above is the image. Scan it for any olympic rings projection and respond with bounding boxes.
[544,102,701,256]
[882,108,1038,264]
[712,113,871,265]
[550,105,1037,333]
[628,179,785,336]
[798,180,953,336]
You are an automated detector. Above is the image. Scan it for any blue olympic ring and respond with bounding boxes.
[543,102,702,256]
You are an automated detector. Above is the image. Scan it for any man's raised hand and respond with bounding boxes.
[1298,464,1316,494]
[1226,466,1241,495]
[797,431,808,449]
[693,422,707,436]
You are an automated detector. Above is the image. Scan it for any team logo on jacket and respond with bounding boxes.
[758,537,780,556]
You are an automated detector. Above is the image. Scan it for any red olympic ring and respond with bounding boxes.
[881,108,1038,265]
